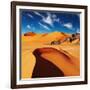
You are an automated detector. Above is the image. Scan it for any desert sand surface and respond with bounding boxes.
[21,31,80,79]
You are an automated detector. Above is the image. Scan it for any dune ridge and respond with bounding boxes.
[24,32,36,36]
[32,47,80,77]
[32,48,64,78]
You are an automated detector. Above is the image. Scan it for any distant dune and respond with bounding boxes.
[22,31,71,44]
[24,32,36,36]
[39,31,70,42]
[41,33,48,37]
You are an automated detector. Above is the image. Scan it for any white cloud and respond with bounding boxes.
[42,12,53,26]
[52,14,60,23]
[27,13,33,18]
[34,12,54,27]
[52,14,57,19]
[54,18,60,22]
[39,22,50,30]
[34,11,44,18]
[27,24,31,29]
[63,23,73,29]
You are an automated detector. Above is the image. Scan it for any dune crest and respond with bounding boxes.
[32,48,64,78]
[32,47,80,77]
[24,32,36,36]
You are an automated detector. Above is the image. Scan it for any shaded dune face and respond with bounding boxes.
[32,48,64,78]
[32,47,80,78]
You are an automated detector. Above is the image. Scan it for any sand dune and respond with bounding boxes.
[24,32,36,36]
[32,47,80,77]
[39,31,70,43]
[21,31,80,79]
[22,31,70,43]
[32,48,64,78]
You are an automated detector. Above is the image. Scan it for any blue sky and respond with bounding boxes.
[20,9,80,34]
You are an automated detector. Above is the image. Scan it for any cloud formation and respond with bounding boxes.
[42,12,53,26]
[27,24,31,29]
[27,13,33,18]
[34,11,44,18]
[39,22,50,31]
[34,11,54,27]
[63,23,73,29]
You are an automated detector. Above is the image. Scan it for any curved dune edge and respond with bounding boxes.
[32,47,80,78]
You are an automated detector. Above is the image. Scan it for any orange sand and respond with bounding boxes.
[21,32,80,79]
